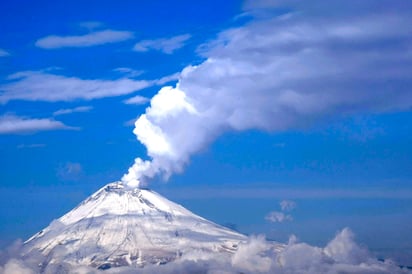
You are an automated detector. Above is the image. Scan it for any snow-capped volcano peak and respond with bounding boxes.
[57,182,196,226]
[23,182,246,270]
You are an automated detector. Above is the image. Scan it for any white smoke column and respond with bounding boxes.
[121,85,201,187]
[122,9,412,187]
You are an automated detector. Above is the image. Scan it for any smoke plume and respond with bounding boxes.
[122,2,412,187]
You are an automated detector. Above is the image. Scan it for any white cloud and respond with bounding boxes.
[1,259,35,274]
[324,228,370,265]
[113,67,144,78]
[159,185,412,200]
[265,211,293,223]
[155,72,180,85]
[133,34,191,54]
[0,114,77,134]
[53,106,93,116]
[122,2,412,187]
[276,229,402,273]
[0,48,10,57]
[280,200,296,212]
[265,200,297,223]
[123,95,149,105]
[0,228,404,273]
[243,0,412,17]
[231,235,273,272]
[35,29,134,49]
[0,71,151,103]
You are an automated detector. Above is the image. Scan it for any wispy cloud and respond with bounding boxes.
[265,211,292,223]
[160,185,412,200]
[113,67,144,78]
[123,95,149,105]
[124,117,138,127]
[0,114,77,134]
[0,48,10,57]
[35,29,134,49]
[53,106,93,116]
[0,71,151,103]
[266,200,296,223]
[17,143,46,149]
[280,200,297,212]
[155,72,180,85]
[133,34,191,54]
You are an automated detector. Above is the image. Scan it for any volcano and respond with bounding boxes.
[22,182,247,270]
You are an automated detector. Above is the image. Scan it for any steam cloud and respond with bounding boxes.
[121,4,412,187]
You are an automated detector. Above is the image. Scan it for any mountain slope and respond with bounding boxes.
[22,182,247,269]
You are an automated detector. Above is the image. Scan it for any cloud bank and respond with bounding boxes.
[0,228,408,273]
[122,1,412,187]
[35,30,134,49]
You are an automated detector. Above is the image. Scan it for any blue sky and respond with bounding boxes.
[1,0,412,265]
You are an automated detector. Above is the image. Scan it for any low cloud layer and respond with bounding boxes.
[35,29,134,49]
[0,228,408,273]
[122,1,412,187]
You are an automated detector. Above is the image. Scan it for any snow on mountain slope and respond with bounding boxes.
[22,182,247,269]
